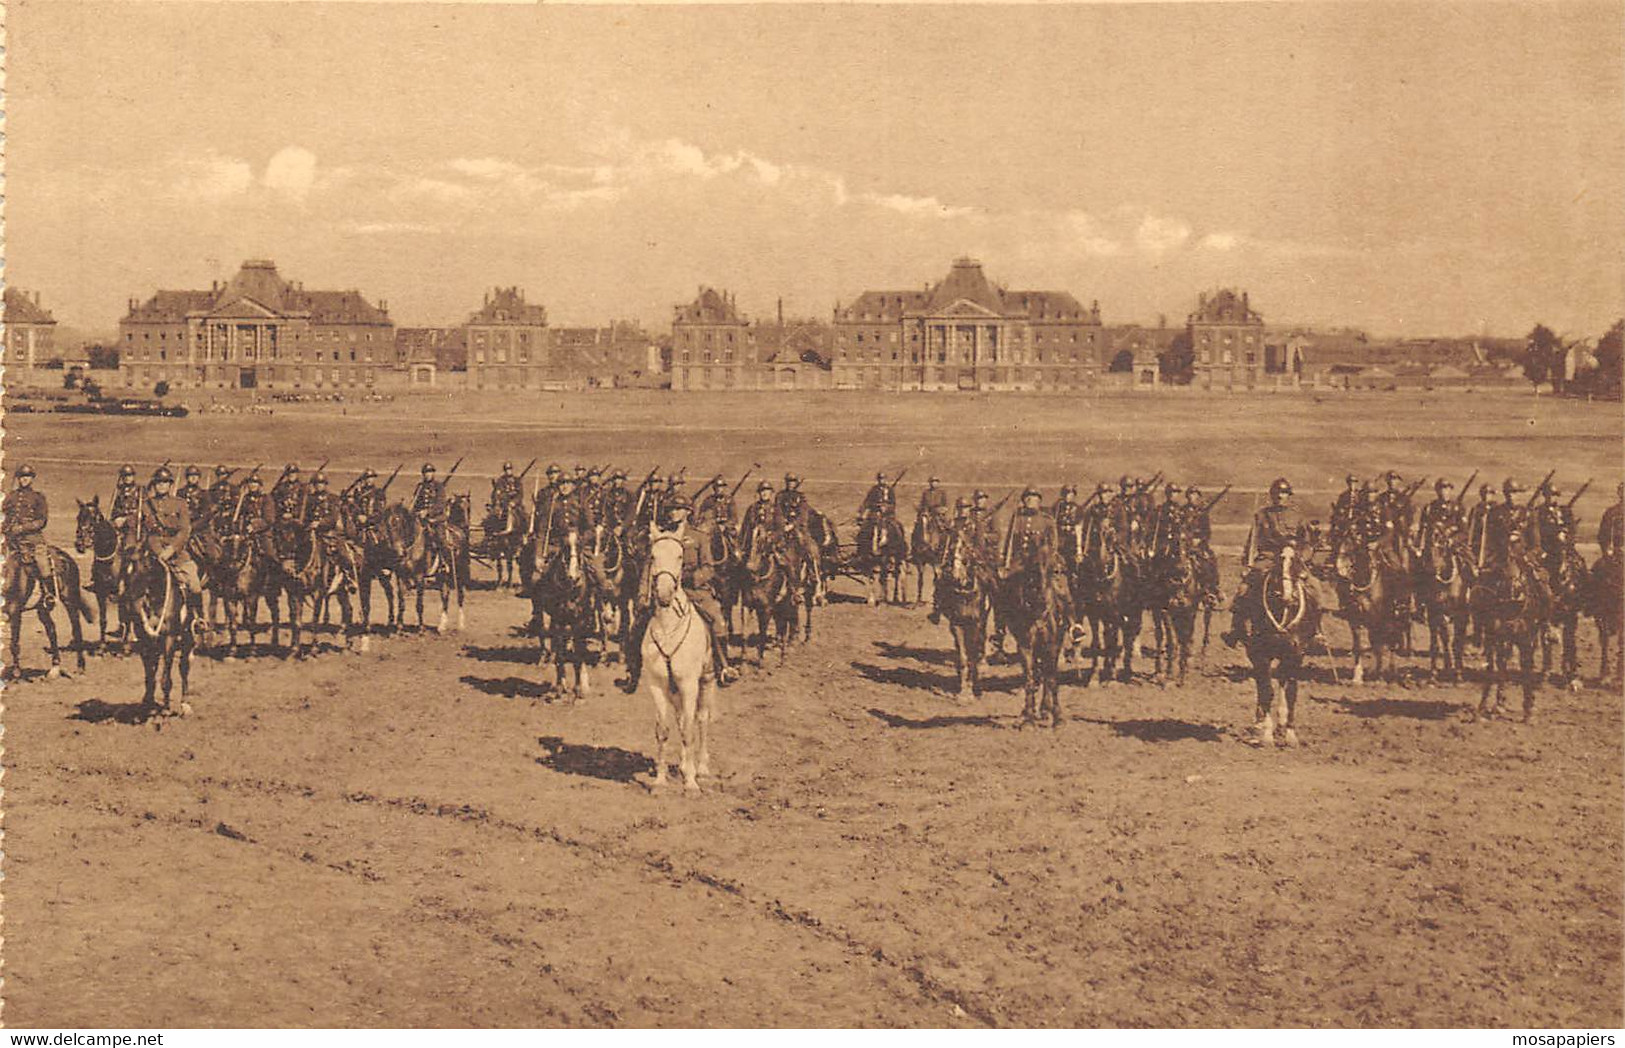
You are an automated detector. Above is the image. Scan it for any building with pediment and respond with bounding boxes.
[2,287,59,370]
[831,258,1103,392]
[117,260,395,391]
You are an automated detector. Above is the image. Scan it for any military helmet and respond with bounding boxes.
[247,474,264,488]
[546,464,562,476]
[954,496,971,510]
[1186,486,1202,498]
[588,467,603,478]
[785,472,800,485]
[973,489,989,502]
[875,472,887,482]
[1095,482,1111,495]
[17,464,36,478]
[1435,478,1453,492]
[667,494,692,512]
[1503,478,1525,495]
[1479,484,1493,496]
[1061,484,1077,496]
[711,473,726,487]
[1118,474,1131,489]
[422,463,436,475]
[1165,483,1179,497]
[287,463,301,474]
[756,480,773,494]
[312,473,329,488]
[153,466,175,484]
[361,468,378,480]
[574,464,588,476]
[558,473,577,488]
[1384,470,1401,483]
[1545,482,1562,498]
[502,461,514,472]
[667,474,685,488]
[1345,473,1358,485]
[1022,486,1041,499]
[1270,477,1293,496]
[215,464,233,478]
[928,475,940,484]
[610,469,627,482]
[119,464,136,479]
[185,465,202,479]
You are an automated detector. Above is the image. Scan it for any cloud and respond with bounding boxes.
[173,152,254,200]
[263,146,318,202]
[1136,214,1192,255]
[1199,231,1240,251]
[865,193,975,220]
[448,156,527,181]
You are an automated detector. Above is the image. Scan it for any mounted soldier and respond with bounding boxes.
[739,480,780,560]
[1329,473,1361,546]
[491,462,524,518]
[232,473,277,556]
[774,472,825,594]
[1375,471,1413,535]
[206,465,238,523]
[969,489,1001,560]
[860,471,897,522]
[531,464,565,535]
[139,466,205,625]
[1053,485,1081,530]
[917,475,949,528]
[1222,477,1321,648]
[582,466,606,517]
[178,466,208,522]
[927,496,983,627]
[1600,483,1623,561]
[342,469,383,534]
[623,494,737,692]
[1152,483,1186,558]
[1184,486,1221,607]
[1466,482,1495,559]
[111,464,142,549]
[272,464,304,521]
[5,464,57,610]
[1003,487,1058,571]
[1417,478,1467,555]
[633,472,667,533]
[661,473,688,527]
[601,469,634,531]
[411,462,449,562]
[695,474,734,530]
[308,472,361,592]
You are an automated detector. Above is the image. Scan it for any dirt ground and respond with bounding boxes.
[3,390,1621,1027]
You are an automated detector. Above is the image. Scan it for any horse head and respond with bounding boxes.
[75,496,109,555]
[649,531,687,609]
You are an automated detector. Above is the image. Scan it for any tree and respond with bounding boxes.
[153,380,171,398]
[86,343,121,369]
[63,366,82,390]
[1158,330,1195,384]
[1592,319,1623,398]
[1108,349,1135,373]
[1523,324,1561,390]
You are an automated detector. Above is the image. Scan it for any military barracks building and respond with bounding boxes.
[830,258,1104,392]
[1189,288,1266,390]
[117,260,395,391]
[2,287,59,371]
[669,288,835,391]
[463,286,657,390]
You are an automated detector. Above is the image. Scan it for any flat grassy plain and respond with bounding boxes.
[3,388,1621,1027]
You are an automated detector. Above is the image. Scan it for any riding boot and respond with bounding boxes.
[1220,598,1247,648]
[39,575,57,612]
[713,634,737,685]
[620,610,650,693]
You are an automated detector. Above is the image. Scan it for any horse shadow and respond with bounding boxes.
[866,706,1003,730]
[1078,716,1227,743]
[1312,694,1463,720]
[69,698,159,726]
[461,643,540,666]
[535,735,654,783]
[871,640,956,667]
[458,673,554,701]
[1216,662,1341,686]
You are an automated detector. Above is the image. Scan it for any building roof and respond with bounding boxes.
[838,258,1098,323]
[467,286,548,327]
[1190,288,1263,326]
[675,287,748,325]
[122,260,392,326]
[3,287,58,325]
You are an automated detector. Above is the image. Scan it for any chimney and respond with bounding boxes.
[33,290,41,305]
[778,297,784,327]
[1158,313,1166,330]
[1242,291,1250,314]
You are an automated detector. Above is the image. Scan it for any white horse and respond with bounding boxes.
[644,530,716,793]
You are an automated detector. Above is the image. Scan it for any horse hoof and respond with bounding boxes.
[46,666,63,681]
[178,701,193,717]
[1279,729,1300,748]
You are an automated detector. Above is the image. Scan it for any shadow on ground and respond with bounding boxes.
[536,735,654,783]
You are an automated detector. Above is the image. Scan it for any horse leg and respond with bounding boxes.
[1519,631,1539,723]
[1118,612,1139,683]
[5,608,23,681]
[1199,607,1212,662]
[649,676,673,789]
[38,606,64,680]
[1252,660,1275,743]
[1278,660,1301,748]
[141,642,160,709]
[1350,621,1366,685]
[677,674,702,794]
[1044,636,1063,729]
[1019,646,1039,729]
[1562,618,1579,691]
[69,591,88,672]
[695,675,715,781]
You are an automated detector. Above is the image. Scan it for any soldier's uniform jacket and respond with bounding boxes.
[344,483,382,527]
[273,480,308,525]
[1185,504,1212,546]
[1417,498,1467,547]
[1003,507,1057,567]
[179,482,208,523]
[141,493,193,559]
[234,491,275,536]
[696,487,735,528]
[918,486,949,521]
[672,523,722,591]
[1053,496,1081,530]
[412,478,446,523]
[1376,489,1412,532]
[1331,488,1360,527]
[1247,504,1311,566]
[600,486,633,530]
[775,488,809,527]
[1481,502,1528,564]
[1153,501,1186,553]
[968,507,1001,557]
[860,483,896,519]
[205,479,238,522]
[540,497,592,545]
[740,499,782,542]
[1466,498,1493,558]
[1536,502,1576,551]
[3,487,48,543]
[309,492,345,535]
[111,483,142,527]
[492,475,523,511]
[1600,500,1623,559]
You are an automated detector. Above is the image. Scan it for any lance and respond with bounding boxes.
[1567,479,1592,510]
[1528,468,1557,508]
[1454,469,1479,505]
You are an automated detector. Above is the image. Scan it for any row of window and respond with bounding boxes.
[125,347,375,364]
[125,327,380,343]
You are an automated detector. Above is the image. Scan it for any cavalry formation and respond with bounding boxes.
[3,457,1621,758]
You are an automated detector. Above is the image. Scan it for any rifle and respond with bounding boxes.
[1454,470,1479,505]
[631,466,661,524]
[515,458,539,482]
[1202,484,1233,514]
[728,464,759,504]
[1568,480,1592,510]
[313,458,330,481]
[1528,468,1557,508]
[891,467,910,491]
[443,457,465,485]
[378,463,404,496]
[1402,477,1428,501]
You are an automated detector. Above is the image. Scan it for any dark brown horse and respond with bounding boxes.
[4,539,91,680]
[1414,528,1473,683]
[994,554,1064,730]
[118,545,195,715]
[935,528,992,700]
[1540,531,1588,691]
[1147,529,1202,686]
[1330,537,1409,684]
[530,528,596,700]
[1238,543,1322,747]
[1468,547,1548,723]
[1588,551,1623,684]
[74,497,126,652]
[737,520,799,664]
[1072,514,1144,686]
[855,514,908,606]
[909,512,944,607]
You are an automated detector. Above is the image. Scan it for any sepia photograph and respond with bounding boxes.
[1,0,1621,1031]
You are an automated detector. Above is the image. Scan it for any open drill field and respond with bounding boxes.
[3,389,1622,1027]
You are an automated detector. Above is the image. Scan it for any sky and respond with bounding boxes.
[8,1,1622,338]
